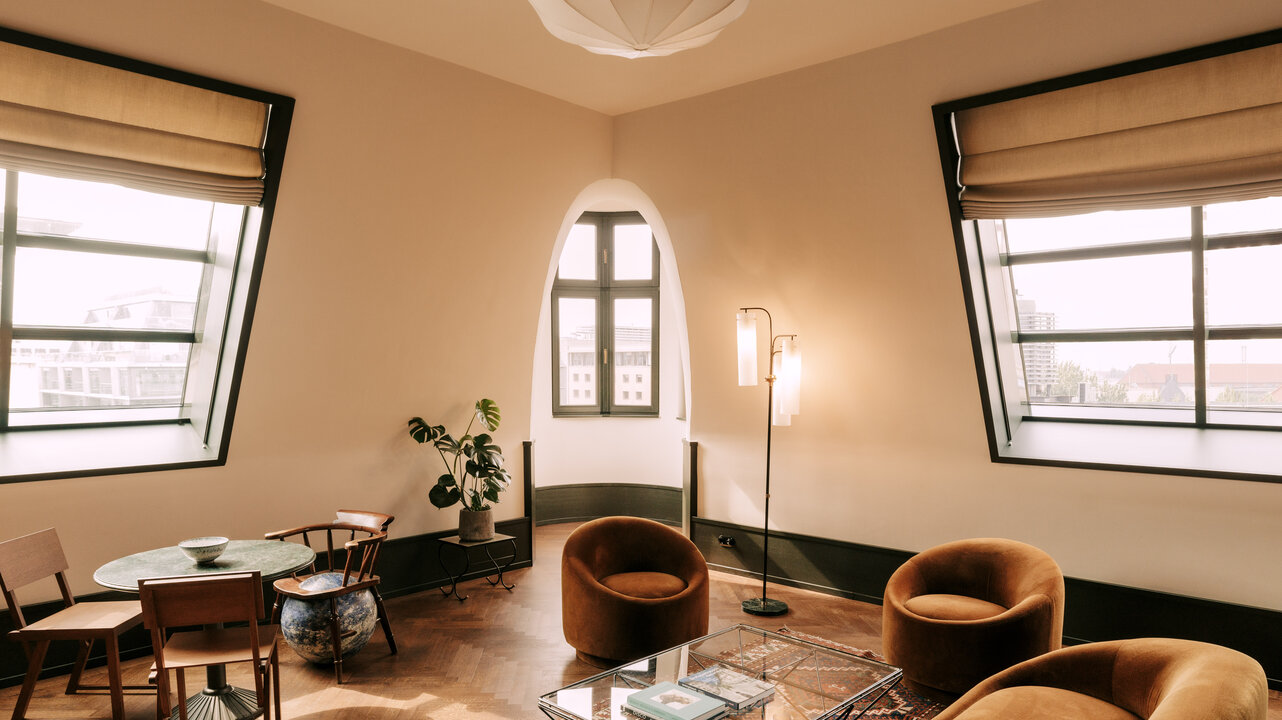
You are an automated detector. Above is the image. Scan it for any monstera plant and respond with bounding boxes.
[408,399,511,541]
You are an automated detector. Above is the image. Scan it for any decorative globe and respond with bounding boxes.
[279,573,377,664]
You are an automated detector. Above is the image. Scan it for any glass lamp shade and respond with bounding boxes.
[780,336,801,416]
[527,0,751,59]
[736,311,758,386]
[771,387,792,427]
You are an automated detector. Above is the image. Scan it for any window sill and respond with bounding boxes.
[0,423,219,484]
[998,420,1282,483]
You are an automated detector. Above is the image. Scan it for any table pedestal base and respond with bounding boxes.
[168,665,263,720]
[173,685,261,720]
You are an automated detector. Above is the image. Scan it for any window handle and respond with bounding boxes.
[603,348,608,365]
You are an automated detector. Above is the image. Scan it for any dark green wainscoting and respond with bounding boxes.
[533,483,682,526]
[691,516,1282,691]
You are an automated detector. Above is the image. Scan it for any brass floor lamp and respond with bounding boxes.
[736,306,800,617]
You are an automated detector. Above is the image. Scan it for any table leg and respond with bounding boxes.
[482,538,517,591]
[437,540,471,602]
[840,677,900,720]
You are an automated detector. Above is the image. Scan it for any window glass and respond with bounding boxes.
[16,173,214,251]
[558,297,596,406]
[1025,340,1196,420]
[1003,207,1189,254]
[1203,196,1282,236]
[12,248,202,329]
[557,224,596,281]
[10,339,191,415]
[1205,339,1282,415]
[613,224,653,281]
[613,298,652,406]
[1205,245,1282,326]
[1010,253,1191,331]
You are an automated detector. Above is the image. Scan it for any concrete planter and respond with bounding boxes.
[458,508,494,542]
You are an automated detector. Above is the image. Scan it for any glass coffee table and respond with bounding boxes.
[539,625,902,720]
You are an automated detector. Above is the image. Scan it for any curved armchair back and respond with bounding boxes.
[564,516,707,583]
[899,537,1063,609]
[937,638,1268,720]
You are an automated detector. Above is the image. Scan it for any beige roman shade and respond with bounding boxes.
[0,41,269,205]
[953,42,1282,219]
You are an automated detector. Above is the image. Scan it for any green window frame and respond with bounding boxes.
[551,212,660,417]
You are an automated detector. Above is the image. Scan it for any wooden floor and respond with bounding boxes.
[2,521,1279,719]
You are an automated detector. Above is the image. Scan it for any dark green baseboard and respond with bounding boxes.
[690,517,1282,691]
[534,482,681,526]
[0,517,533,689]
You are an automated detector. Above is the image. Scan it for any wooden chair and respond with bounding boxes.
[265,518,396,682]
[138,571,280,720]
[0,528,152,720]
[334,509,394,533]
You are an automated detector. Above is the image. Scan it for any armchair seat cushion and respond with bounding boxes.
[960,687,1140,720]
[904,594,1006,621]
[600,571,687,599]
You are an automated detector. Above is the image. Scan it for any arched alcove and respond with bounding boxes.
[529,179,692,523]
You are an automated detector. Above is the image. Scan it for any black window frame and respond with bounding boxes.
[0,25,293,484]
[551,211,660,417]
[934,28,1282,485]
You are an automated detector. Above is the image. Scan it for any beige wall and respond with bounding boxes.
[613,0,1282,610]
[0,0,611,599]
[2,0,1280,613]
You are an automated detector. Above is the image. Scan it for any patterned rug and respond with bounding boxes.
[775,628,948,719]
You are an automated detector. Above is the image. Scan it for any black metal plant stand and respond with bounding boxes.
[436,532,518,602]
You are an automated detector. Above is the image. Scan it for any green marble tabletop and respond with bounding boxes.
[93,540,316,592]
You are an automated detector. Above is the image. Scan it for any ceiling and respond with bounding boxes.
[259,0,1042,116]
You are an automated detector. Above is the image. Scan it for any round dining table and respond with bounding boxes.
[94,539,315,720]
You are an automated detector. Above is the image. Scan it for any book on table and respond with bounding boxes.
[624,681,726,720]
[678,665,775,711]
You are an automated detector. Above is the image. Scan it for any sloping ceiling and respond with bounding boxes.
[258,0,1043,115]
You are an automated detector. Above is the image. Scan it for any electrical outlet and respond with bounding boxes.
[717,534,736,548]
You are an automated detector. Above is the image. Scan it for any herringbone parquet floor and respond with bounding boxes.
[2,522,1279,719]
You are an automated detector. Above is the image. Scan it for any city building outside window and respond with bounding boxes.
[551,211,659,416]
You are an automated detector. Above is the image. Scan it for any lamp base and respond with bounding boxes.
[741,597,789,616]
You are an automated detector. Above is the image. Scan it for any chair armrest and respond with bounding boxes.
[264,525,317,541]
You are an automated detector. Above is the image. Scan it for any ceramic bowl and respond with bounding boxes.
[178,536,229,564]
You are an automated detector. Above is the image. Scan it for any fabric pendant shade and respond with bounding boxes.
[527,0,750,58]
[953,42,1282,219]
[0,40,269,205]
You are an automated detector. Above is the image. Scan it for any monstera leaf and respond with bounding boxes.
[475,399,501,432]
[409,399,509,511]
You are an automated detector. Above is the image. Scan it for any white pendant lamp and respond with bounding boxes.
[528,0,750,59]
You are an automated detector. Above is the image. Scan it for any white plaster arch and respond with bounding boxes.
[529,179,692,487]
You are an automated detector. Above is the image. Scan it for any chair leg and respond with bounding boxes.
[271,592,283,624]
[12,640,49,720]
[329,597,344,684]
[66,638,93,694]
[258,659,270,720]
[373,588,397,655]
[271,651,282,720]
[104,634,125,720]
[155,667,172,720]
[175,668,188,720]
